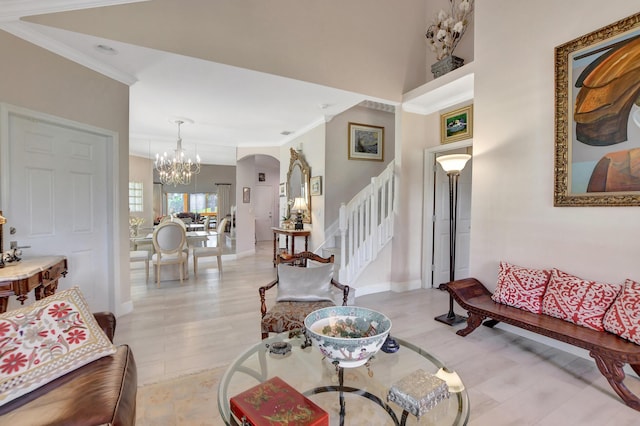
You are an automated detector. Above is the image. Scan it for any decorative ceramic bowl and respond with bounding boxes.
[304,306,392,368]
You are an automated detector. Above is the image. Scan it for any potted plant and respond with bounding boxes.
[425,0,474,78]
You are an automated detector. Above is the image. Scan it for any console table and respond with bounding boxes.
[0,256,68,313]
[271,228,310,266]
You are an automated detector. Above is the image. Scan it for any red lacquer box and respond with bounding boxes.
[230,376,328,426]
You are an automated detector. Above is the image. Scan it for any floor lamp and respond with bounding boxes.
[434,153,471,326]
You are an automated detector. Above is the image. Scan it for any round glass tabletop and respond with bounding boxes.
[218,333,470,425]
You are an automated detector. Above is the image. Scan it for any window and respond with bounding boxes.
[166,192,217,214]
[129,182,143,212]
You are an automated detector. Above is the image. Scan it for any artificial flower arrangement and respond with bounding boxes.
[425,0,474,61]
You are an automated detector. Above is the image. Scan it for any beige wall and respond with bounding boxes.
[325,106,396,226]
[470,1,640,286]
[0,30,131,313]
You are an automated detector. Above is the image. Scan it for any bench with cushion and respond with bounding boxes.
[446,274,640,411]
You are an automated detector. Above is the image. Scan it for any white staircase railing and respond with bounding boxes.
[337,161,395,284]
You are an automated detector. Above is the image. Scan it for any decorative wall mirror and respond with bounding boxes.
[286,148,311,223]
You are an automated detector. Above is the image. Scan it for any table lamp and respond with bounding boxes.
[291,197,307,230]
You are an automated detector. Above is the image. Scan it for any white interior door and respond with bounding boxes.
[433,159,472,286]
[254,185,276,241]
[3,112,110,311]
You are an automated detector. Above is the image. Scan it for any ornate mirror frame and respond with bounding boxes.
[286,148,311,223]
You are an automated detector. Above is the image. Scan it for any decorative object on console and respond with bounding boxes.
[434,153,471,326]
[230,376,328,426]
[554,11,640,206]
[0,287,117,405]
[303,306,391,368]
[348,122,384,161]
[155,119,201,186]
[426,0,474,78]
[441,104,473,144]
[387,369,450,419]
[291,197,307,230]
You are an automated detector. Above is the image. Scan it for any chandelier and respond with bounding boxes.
[155,120,201,186]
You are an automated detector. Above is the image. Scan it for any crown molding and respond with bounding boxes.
[0,20,137,86]
[0,0,148,22]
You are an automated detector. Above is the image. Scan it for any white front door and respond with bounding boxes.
[433,159,472,286]
[2,110,111,311]
[255,185,276,241]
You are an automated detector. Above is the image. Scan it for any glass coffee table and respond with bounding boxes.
[218,333,469,425]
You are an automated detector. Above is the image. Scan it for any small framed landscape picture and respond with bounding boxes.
[243,187,250,203]
[310,176,322,196]
[348,122,384,161]
[441,105,473,144]
[279,182,286,197]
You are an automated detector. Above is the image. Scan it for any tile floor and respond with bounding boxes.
[120,241,640,425]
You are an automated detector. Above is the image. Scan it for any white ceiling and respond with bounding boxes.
[0,0,382,165]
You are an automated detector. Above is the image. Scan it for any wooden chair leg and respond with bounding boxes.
[217,255,222,276]
[156,264,160,288]
[144,259,149,282]
[194,256,198,278]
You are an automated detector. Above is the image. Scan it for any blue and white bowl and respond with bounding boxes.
[304,306,392,368]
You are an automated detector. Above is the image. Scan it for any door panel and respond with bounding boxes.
[255,185,276,241]
[6,114,109,311]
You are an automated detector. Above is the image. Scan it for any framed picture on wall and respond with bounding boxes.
[348,122,384,161]
[554,11,640,206]
[279,183,286,197]
[258,172,265,182]
[310,176,322,196]
[243,187,250,203]
[441,105,473,144]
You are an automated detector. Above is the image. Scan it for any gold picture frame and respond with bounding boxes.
[348,122,384,161]
[554,12,640,206]
[441,105,473,144]
[310,176,322,196]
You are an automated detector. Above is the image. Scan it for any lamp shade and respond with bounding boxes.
[436,154,471,173]
[0,215,6,225]
[292,197,307,212]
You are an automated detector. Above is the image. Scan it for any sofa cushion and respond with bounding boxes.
[541,269,620,331]
[0,287,117,405]
[276,263,334,302]
[603,279,640,345]
[491,261,551,314]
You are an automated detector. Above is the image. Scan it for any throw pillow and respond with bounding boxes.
[541,269,621,331]
[276,263,334,302]
[491,261,551,314]
[603,279,640,345]
[0,287,117,405]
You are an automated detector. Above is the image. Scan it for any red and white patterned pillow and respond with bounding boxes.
[603,279,640,345]
[491,262,551,314]
[0,287,116,404]
[541,269,621,331]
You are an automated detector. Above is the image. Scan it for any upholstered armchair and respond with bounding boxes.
[259,251,350,339]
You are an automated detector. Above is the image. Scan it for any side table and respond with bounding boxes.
[271,227,310,266]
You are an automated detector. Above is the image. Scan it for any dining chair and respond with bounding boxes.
[151,221,187,287]
[192,217,226,278]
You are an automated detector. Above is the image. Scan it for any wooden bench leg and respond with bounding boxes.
[591,352,640,411]
[456,311,486,337]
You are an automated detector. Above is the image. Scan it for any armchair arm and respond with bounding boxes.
[330,279,350,306]
[93,311,116,342]
[259,279,279,317]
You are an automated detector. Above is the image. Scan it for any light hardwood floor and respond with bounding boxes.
[120,241,640,425]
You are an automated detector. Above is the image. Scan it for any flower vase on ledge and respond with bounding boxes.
[431,55,465,78]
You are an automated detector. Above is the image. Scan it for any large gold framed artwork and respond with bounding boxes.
[554,12,640,206]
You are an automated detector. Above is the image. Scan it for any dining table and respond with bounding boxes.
[130,231,211,251]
